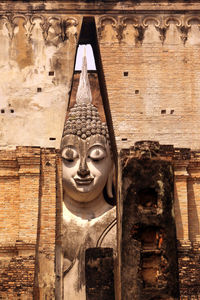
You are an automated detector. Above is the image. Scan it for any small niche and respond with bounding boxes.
[161,109,166,114]
[170,109,174,114]
[124,72,128,77]
[137,188,157,208]
[10,109,14,113]
[49,71,54,76]
[135,90,139,94]
[37,87,42,92]
[1,109,5,113]
[49,137,56,141]
[140,226,164,250]
[141,254,161,287]
[122,138,127,141]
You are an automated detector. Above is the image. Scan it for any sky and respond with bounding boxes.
[75,44,96,71]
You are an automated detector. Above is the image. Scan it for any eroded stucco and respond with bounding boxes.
[0,15,82,149]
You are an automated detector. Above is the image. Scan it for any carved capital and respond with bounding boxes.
[0,15,13,39]
[185,15,200,33]
[187,162,200,181]
[120,16,141,44]
[30,15,47,40]
[64,17,79,42]
[96,14,200,45]
[97,16,118,41]
[174,161,189,180]
[0,13,79,44]
[142,16,161,28]
[11,14,29,38]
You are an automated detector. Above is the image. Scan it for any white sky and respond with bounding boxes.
[75,44,96,71]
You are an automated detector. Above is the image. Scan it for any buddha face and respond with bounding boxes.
[61,134,113,203]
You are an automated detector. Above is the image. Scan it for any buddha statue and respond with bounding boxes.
[61,51,116,299]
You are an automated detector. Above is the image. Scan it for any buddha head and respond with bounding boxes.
[61,52,114,219]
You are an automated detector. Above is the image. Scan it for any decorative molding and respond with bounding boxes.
[30,15,47,41]
[46,16,62,42]
[0,14,79,43]
[11,14,29,41]
[120,16,141,44]
[0,15,13,39]
[97,16,118,41]
[142,15,161,28]
[96,14,200,45]
[1,13,200,45]
[64,17,79,41]
[174,161,189,181]
[186,16,200,27]
[187,162,200,181]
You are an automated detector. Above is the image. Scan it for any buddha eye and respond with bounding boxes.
[62,147,78,162]
[88,146,106,162]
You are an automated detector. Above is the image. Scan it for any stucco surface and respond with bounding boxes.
[0,14,81,149]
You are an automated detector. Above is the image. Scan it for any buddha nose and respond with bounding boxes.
[77,157,90,178]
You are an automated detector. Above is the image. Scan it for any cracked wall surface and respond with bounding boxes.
[0,13,81,149]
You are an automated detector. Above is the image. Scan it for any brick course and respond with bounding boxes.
[0,147,60,299]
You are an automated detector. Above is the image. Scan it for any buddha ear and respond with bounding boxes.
[106,164,115,198]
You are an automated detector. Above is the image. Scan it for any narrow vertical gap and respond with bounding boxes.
[55,153,63,300]
[92,19,118,165]
[73,16,118,165]
[66,38,80,111]
[33,149,42,300]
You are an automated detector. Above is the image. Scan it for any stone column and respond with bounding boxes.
[17,146,41,248]
[187,162,200,243]
[0,149,19,246]
[34,148,57,299]
[176,161,200,299]
[174,162,190,245]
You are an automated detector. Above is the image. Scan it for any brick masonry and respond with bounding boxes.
[0,147,62,299]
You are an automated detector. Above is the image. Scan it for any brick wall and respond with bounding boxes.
[0,147,61,299]
[178,242,200,298]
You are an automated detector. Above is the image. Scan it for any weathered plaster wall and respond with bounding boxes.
[0,13,81,149]
[1,2,200,152]
[96,14,200,150]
